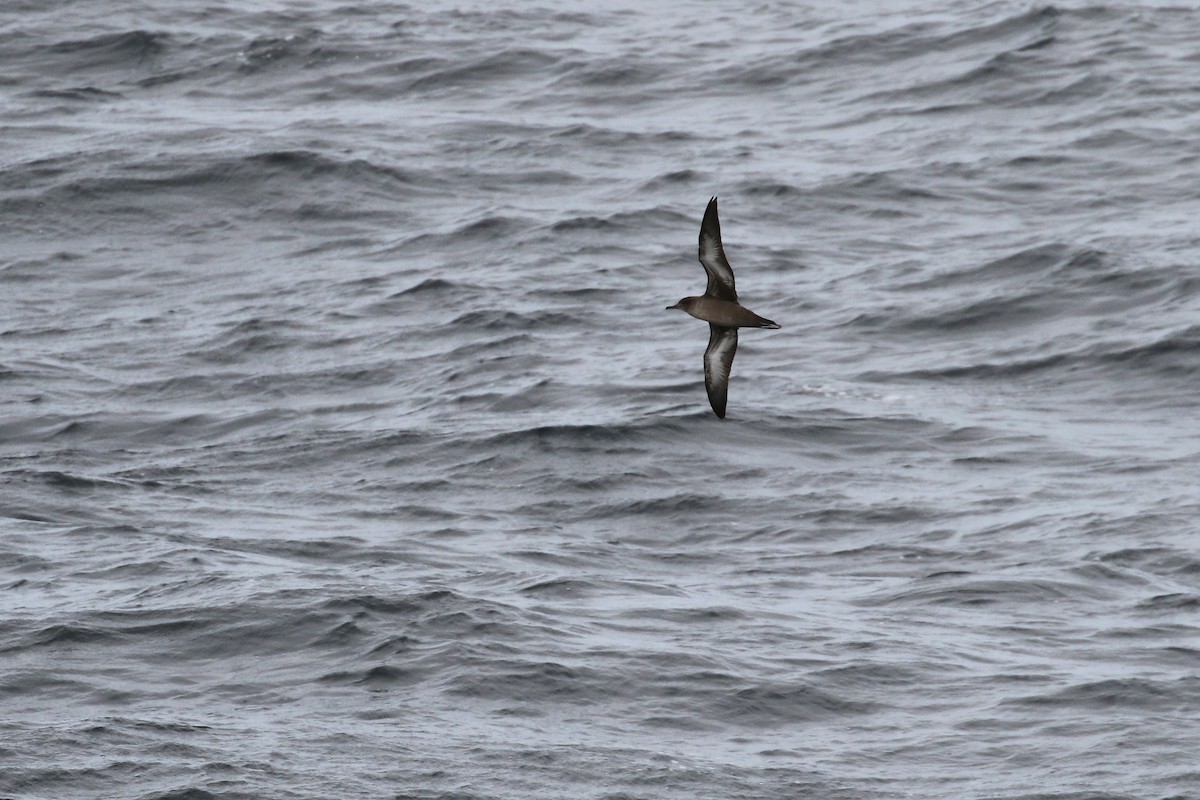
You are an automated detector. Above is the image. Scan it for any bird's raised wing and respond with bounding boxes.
[703,324,738,419]
[699,196,737,302]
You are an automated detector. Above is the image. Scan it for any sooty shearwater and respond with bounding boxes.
[666,197,780,419]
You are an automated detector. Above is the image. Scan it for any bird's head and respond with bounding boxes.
[666,297,695,312]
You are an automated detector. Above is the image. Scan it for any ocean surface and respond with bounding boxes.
[3,1,1200,798]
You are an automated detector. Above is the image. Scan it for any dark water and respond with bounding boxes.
[3,1,1200,798]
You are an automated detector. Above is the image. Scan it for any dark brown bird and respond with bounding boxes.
[666,197,780,419]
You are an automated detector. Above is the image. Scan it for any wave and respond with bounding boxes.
[379,214,534,256]
[45,30,170,71]
[545,205,684,237]
[25,86,123,102]
[405,47,561,93]
[1005,677,1194,711]
[1,148,421,220]
[858,576,1114,609]
[0,148,434,240]
[860,324,1200,385]
[448,309,576,331]
[710,6,1061,91]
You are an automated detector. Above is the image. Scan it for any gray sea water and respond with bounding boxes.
[3,1,1200,798]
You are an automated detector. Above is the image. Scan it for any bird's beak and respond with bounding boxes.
[665,303,678,310]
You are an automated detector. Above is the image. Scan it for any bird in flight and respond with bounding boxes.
[666,197,780,419]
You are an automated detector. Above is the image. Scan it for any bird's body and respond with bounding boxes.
[666,197,779,419]
[669,296,779,329]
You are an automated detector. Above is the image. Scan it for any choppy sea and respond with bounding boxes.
[4,1,1200,798]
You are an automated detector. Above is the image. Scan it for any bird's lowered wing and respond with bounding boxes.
[703,324,737,419]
